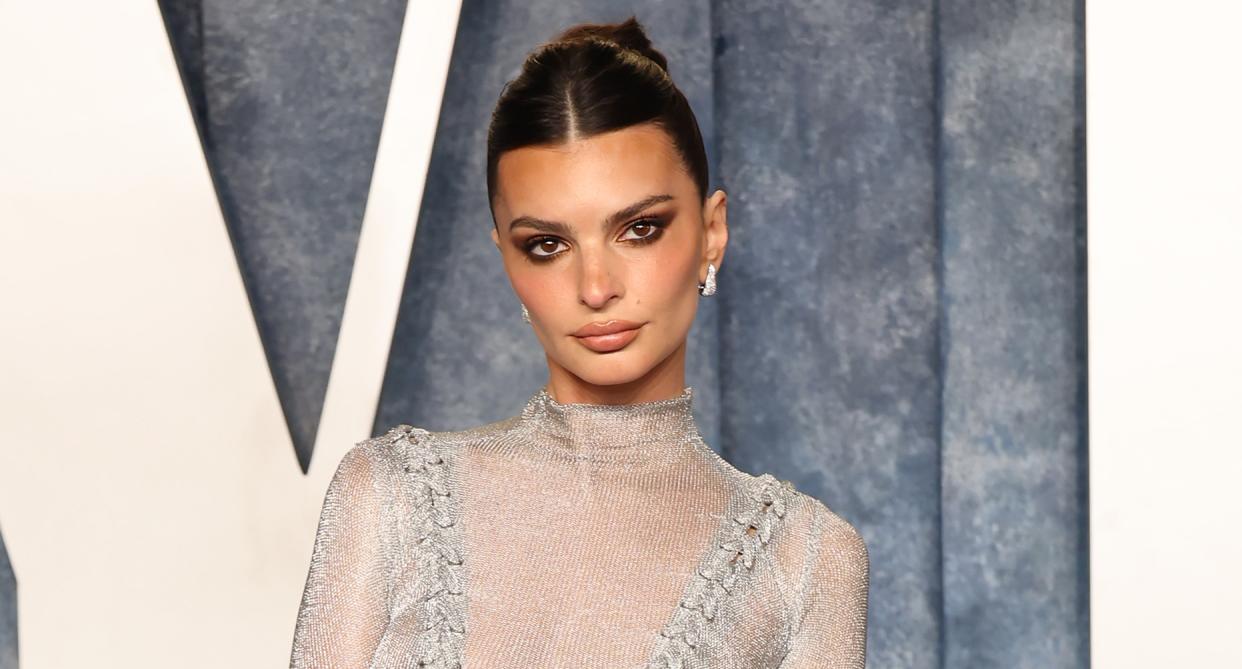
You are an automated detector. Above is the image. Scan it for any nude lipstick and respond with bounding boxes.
[572,319,644,353]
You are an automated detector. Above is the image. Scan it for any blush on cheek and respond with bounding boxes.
[643,258,700,337]
[512,274,565,328]
[663,252,701,301]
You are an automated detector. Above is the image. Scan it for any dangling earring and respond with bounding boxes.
[521,303,531,323]
[698,263,717,296]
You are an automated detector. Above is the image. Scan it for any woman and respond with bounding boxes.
[291,16,868,668]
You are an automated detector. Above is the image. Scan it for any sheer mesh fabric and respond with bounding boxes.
[290,386,868,668]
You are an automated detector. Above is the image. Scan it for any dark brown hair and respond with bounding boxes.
[486,16,709,222]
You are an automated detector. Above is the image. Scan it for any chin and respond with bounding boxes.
[561,352,654,388]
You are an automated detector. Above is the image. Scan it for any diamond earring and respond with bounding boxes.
[521,303,531,322]
[698,263,718,296]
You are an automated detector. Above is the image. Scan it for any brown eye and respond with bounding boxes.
[620,218,667,243]
[527,237,567,258]
[630,222,656,238]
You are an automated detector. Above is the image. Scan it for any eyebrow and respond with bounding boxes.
[507,194,675,236]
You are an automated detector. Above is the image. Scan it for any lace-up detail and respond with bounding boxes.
[649,473,797,668]
[390,424,465,668]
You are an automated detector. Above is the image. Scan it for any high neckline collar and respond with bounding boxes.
[516,385,701,463]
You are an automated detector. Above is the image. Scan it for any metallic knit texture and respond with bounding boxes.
[290,387,869,668]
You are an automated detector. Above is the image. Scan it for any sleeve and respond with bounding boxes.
[289,442,394,667]
[779,500,870,668]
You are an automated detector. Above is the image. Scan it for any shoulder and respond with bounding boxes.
[326,423,438,482]
[345,422,449,468]
[734,468,867,581]
[348,414,521,471]
[699,455,868,566]
[320,424,458,507]
[792,491,869,587]
[737,468,866,561]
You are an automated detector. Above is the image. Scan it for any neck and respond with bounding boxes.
[516,384,701,462]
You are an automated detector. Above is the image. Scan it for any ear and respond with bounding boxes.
[701,189,728,273]
[491,225,501,250]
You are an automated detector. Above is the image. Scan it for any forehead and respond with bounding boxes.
[493,123,691,224]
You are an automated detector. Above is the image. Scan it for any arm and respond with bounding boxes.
[779,500,870,668]
[290,442,393,667]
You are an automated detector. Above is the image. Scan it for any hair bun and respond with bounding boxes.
[552,15,669,73]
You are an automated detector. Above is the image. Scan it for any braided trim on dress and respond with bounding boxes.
[387,424,465,669]
[649,473,797,669]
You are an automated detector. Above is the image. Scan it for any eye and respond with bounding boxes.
[619,218,667,243]
[526,236,568,259]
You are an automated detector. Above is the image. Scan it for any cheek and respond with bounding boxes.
[633,243,699,310]
[508,262,572,313]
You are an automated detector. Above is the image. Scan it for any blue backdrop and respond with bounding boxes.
[0,1,1088,666]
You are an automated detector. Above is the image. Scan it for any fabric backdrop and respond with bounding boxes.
[373,2,1088,665]
[0,0,1088,666]
[0,531,13,669]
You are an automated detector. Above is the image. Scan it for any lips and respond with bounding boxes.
[572,319,643,353]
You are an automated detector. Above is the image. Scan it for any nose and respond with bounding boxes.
[577,246,623,310]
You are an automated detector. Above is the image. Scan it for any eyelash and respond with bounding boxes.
[523,218,669,263]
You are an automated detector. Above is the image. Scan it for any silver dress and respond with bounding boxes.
[290,386,869,668]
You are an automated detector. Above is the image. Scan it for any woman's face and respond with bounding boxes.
[490,122,727,393]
